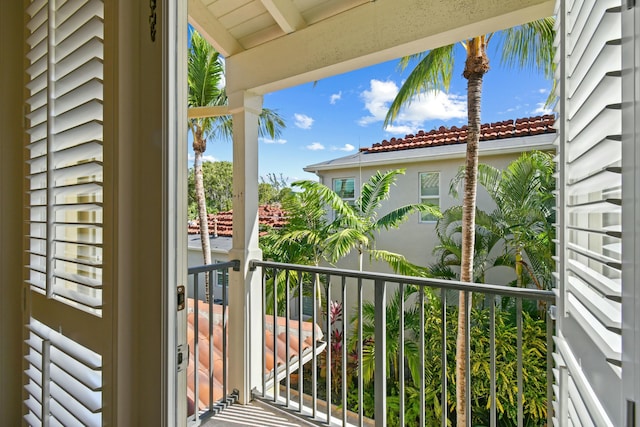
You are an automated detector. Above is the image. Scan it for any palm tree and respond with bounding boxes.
[430,206,514,285]
[293,169,440,276]
[188,30,285,301]
[450,151,556,290]
[263,169,439,320]
[383,20,554,425]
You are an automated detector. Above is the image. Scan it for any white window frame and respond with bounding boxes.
[332,177,356,203]
[418,171,440,223]
[214,259,229,288]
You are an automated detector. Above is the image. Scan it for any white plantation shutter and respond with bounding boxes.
[554,0,623,425]
[26,0,104,312]
[25,0,105,424]
[24,318,103,427]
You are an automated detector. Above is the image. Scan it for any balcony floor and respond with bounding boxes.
[201,398,315,427]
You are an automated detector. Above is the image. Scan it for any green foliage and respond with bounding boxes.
[258,173,293,205]
[431,206,515,283]
[449,151,556,289]
[351,289,550,426]
[187,161,233,217]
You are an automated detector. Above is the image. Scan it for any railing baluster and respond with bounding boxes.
[326,274,332,423]
[262,266,267,398]
[341,275,347,427]
[399,283,405,427]
[420,286,425,427]
[312,272,317,419]
[273,268,279,403]
[358,278,363,427]
[374,279,387,427]
[208,270,214,410]
[490,294,496,427]
[297,270,304,414]
[440,288,447,427]
[546,308,553,427]
[285,269,291,407]
[517,298,523,427]
[222,267,227,401]
[194,271,200,418]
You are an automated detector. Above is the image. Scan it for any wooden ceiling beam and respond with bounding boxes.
[188,0,244,57]
[261,0,307,33]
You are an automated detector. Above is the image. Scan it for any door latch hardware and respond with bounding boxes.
[177,285,185,311]
[177,344,187,372]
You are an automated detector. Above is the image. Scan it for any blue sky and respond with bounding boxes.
[190,43,553,183]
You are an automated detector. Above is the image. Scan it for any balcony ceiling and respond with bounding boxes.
[188,0,554,94]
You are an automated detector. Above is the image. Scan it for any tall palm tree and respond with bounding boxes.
[384,20,554,425]
[188,30,285,301]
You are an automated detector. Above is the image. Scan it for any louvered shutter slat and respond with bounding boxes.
[53,120,102,151]
[24,411,41,426]
[50,365,101,411]
[24,396,43,419]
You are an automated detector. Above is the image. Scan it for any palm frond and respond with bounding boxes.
[376,203,441,231]
[499,17,555,79]
[359,169,405,216]
[324,228,368,263]
[384,45,455,127]
[369,249,430,277]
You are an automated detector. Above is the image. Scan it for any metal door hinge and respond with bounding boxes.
[627,0,636,10]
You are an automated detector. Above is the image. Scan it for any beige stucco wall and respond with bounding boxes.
[317,151,527,278]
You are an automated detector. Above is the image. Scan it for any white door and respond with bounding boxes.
[22,0,189,425]
[23,0,108,425]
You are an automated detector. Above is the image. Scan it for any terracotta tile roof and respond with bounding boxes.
[187,204,287,237]
[186,298,323,413]
[361,115,556,154]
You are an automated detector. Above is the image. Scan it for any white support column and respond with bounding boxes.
[228,91,263,404]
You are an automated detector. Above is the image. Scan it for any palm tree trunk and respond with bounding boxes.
[456,36,489,427]
[194,149,212,302]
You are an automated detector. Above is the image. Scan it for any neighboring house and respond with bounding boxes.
[187,205,286,302]
[304,115,556,285]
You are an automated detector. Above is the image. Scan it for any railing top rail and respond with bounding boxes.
[250,259,556,301]
[188,260,240,275]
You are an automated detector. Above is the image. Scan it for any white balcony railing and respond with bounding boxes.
[252,261,555,426]
[187,260,556,427]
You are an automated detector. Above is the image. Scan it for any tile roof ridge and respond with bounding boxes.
[361,115,555,154]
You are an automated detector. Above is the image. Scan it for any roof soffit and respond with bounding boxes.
[218,0,554,94]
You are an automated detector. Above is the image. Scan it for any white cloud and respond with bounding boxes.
[532,102,552,115]
[358,79,466,132]
[188,153,217,163]
[306,142,325,151]
[261,137,287,144]
[294,113,314,129]
[330,91,342,104]
[331,143,355,152]
[538,88,549,94]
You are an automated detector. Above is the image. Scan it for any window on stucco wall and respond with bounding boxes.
[419,172,440,222]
